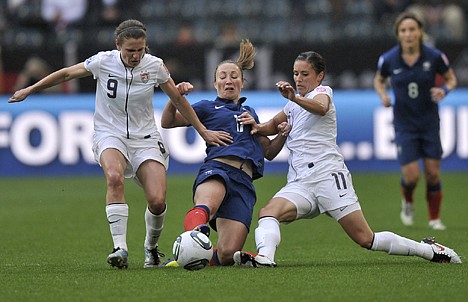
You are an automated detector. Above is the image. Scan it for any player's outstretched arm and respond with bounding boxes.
[8,62,90,103]
[160,79,233,146]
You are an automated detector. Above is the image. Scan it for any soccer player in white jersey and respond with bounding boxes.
[8,19,232,269]
[234,51,461,267]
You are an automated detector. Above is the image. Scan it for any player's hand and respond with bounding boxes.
[8,88,31,103]
[430,87,445,104]
[276,81,296,101]
[380,94,392,107]
[277,122,291,137]
[201,129,233,147]
[176,82,194,95]
[237,112,259,135]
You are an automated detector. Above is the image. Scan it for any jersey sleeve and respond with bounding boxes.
[376,55,390,78]
[435,51,451,75]
[191,100,209,121]
[84,52,102,79]
[154,62,171,86]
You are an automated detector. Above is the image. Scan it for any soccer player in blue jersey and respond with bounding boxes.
[373,12,457,230]
[161,39,289,266]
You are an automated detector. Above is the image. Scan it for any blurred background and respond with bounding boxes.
[1,0,467,177]
[1,0,467,93]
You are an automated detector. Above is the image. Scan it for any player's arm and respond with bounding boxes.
[257,122,290,161]
[442,68,457,92]
[8,62,90,103]
[430,68,457,104]
[238,111,288,136]
[276,81,330,115]
[161,82,191,128]
[160,79,233,146]
[373,72,392,108]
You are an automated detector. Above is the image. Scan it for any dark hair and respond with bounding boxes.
[295,51,325,77]
[394,11,423,35]
[214,39,255,81]
[115,19,149,52]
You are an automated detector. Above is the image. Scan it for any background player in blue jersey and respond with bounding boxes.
[161,40,289,266]
[8,19,232,270]
[374,12,457,230]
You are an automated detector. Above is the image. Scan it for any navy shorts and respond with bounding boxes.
[395,128,443,165]
[193,160,256,232]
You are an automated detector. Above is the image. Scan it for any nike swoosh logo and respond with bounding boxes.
[108,219,121,224]
[339,193,347,198]
[215,105,225,109]
[339,206,347,212]
[433,243,445,252]
[393,69,402,75]
[108,74,116,77]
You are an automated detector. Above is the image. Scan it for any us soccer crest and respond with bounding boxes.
[140,70,150,83]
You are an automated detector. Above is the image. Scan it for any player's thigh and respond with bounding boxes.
[137,160,167,204]
[259,197,298,222]
[100,148,127,180]
[337,209,373,248]
[194,177,227,214]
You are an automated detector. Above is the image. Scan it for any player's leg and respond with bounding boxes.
[233,199,291,268]
[215,218,249,265]
[184,176,225,233]
[423,158,445,230]
[337,209,461,263]
[100,148,129,268]
[235,187,319,267]
[255,197,298,261]
[137,160,168,267]
[400,161,419,226]
[396,130,421,226]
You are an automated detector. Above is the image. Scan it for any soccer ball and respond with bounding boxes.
[172,230,213,270]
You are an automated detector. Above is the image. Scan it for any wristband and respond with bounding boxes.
[441,86,449,95]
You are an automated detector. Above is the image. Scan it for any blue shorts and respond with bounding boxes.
[394,128,443,165]
[193,160,256,232]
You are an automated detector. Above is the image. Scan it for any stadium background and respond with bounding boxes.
[1,0,467,176]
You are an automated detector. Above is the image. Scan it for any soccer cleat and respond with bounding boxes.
[144,245,165,268]
[194,224,210,238]
[233,251,277,268]
[162,259,179,267]
[421,237,462,264]
[400,200,414,226]
[428,219,446,231]
[107,247,128,269]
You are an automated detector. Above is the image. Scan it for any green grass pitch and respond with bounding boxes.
[1,172,467,301]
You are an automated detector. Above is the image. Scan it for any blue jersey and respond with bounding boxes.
[192,97,265,180]
[377,44,450,132]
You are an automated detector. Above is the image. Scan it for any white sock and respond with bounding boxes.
[106,203,129,251]
[255,216,281,262]
[371,231,433,260]
[144,205,166,250]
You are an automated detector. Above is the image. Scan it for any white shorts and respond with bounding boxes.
[92,132,169,181]
[275,161,360,221]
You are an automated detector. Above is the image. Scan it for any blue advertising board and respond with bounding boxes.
[1,90,467,177]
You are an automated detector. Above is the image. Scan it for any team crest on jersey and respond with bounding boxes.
[423,61,431,71]
[140,70,150,83]
[85,55,97,65]
[315,87,326,92]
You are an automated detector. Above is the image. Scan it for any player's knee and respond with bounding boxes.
[216,247,235,266]
[106,171,124,191]
[356,234,373,249]
[147,197,166,214]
